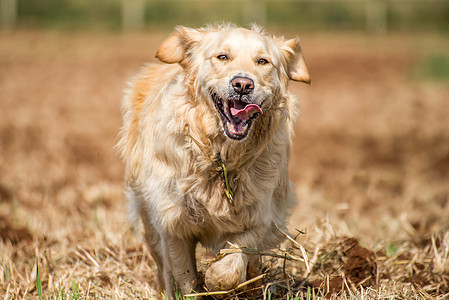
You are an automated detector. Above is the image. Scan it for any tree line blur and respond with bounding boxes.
[1,0,449,33]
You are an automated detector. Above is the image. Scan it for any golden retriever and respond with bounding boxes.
[117,23,310,298]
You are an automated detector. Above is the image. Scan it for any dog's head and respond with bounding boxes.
[156,24,310,140]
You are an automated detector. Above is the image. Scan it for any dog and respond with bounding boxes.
[117,23,310,298]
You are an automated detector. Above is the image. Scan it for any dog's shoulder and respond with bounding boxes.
[118,63,183,181]
[127,63,182,102]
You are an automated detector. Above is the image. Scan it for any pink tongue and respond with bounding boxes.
[230,104,263,121]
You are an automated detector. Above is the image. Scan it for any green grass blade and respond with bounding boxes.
[36,257,43,300]
[3,262,11,282]
[71,279,79,300]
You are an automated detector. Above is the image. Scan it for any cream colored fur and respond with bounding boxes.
[117,23,310,298]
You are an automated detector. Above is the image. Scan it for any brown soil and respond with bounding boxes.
[0,216,33,245]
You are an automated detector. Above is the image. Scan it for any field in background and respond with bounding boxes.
[5,0,449,32]
[0,29,449,299]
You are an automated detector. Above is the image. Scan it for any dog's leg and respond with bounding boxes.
[205,230,262,291]
[205,251,248,291]
[137,198,197,297]
[129,189,171,295]
[143,228,197,298]
[161,235,198,297]
[142,223,165,293]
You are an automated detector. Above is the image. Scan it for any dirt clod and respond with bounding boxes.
[0,215,33,244]
[341,238,377,286]
[311,237,377,295]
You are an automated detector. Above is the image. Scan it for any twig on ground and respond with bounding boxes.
[274,223,311,274]
[215,247,305,263]
[184,273,266,297]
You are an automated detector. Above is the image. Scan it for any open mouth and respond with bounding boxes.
[212,93,263,140]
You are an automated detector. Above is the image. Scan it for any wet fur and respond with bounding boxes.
[117,23,310,298]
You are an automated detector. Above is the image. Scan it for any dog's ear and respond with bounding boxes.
[280,37,311,84]
[156,26,203,65]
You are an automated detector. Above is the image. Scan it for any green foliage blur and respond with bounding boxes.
[415,52,449,81]
[17,0,121,30]
[10,0,449,32]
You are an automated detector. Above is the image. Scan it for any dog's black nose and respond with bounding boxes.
[231,77,254,95]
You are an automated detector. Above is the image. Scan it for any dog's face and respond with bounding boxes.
[156,25,310,140]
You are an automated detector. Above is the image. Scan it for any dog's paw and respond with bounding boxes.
[205,253,247,291]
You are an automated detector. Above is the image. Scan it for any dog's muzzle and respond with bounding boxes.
[212,92,263,140]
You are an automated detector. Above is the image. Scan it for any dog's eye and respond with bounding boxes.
[257,58,269,65]
[216,54,229,61]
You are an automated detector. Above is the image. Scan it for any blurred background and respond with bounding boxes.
[1,0,449,298]
[1,0,449,32]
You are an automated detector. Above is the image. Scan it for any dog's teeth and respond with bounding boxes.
[226,122,235,135]
[226,122,237,135]
[226,122,232,133]
[226,122,248,136]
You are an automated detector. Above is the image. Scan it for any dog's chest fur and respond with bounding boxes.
[154,131,288,246]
